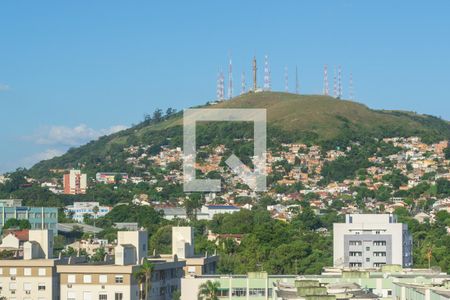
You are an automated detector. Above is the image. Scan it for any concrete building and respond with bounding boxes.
[0,199,23,207]
[393,282,450,300]
[333,214,413,268]
[0,205,58,235]
[57,229,185,300]
[65,202,111,223]
[200,205,241,220]
[181,267,450,300]
[96,172,129,184]
[0,230,61,300]
[63,170,87,195]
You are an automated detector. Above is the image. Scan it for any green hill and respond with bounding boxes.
[29,92,450,177]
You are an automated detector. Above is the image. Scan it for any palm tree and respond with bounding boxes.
[133,260,154,300]
[197,280,220,300]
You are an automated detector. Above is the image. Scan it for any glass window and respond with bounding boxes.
[24,268,32,276]
[99,275,108,283]
[9,268,17,275]
[232,288,247,297]
[23,282,32,291]
[249,288,265,296]
[38,268,46,276]
[9,282,17,290]
[68,274,76,283]
[115,275,124,284]
[83,275,92,283]
[99,294,108,300]
[38,283,45,291]
[115,293,123,300]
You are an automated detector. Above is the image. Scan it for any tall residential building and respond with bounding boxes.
[0,206,58,235]
[333,214,413,268]
[0,230,61,300]
[64,202,111,223]
[63,170,87,195]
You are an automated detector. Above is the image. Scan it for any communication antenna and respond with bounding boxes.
[241,71,246,94]
[264,55,271,91]
[323,65,329,96]
[252,57,257,91]
[349,72,354,100]
[333,67,338,98]
[228,57,233,99]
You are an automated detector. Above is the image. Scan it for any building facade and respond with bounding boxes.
[0,206,58,235]
[333,214,413,268]
[63,170,87,195]
[65,202,111,223]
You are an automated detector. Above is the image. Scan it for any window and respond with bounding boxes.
[9,268,17,275]
[67,291,76,300]
[366,258,370,262]
[99,294,108,300]
[249,288,265,296]
[218,289,229,297]
[232,288,247,297]
[99,275,108,283]
[9,282,17,291]
[24,268,32,276]
[374,241,387,246]
[115,275,124,284]
[349,252,362,256]
[23,282,32,291]
[349,241,362,246]
[68,274,76,284]
[115,293,123,300]
[388,290,392,296]
[38,283,46,291]
[38,268,46,276]
[366,247,370,251]
[84,275,92,283]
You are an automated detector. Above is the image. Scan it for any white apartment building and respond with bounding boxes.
[65,202,111,223]
[333,214,413,268]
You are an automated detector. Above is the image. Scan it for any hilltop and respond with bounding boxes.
[29,92,450,177]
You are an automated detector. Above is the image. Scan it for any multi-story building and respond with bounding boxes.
[95,172,129,184]
[58,230,186,300]
[333,214,413,268]
[0,199,23,207]
[0,230,61,300]
[64,202,111,223]
[63,170,87,195]
[200,205,241,220]
[0,205,58,235]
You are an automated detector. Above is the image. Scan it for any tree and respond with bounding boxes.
[3,218,31,230]
[133,260,154,300]
[197,280,220,300]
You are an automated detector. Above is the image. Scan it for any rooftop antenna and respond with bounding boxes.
[284,66,289,92]
[216,71,221,100]
[295,66,299,94]
[228,56,233,99]
[264,55,271,91]
[333,67,338,98]
[338,65,342,99]
[323,65,329,96]
[241,71,246,95]
[252,56,257,91]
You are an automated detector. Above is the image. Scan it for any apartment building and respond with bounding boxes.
[64,201,111,223]
[0,230,61,300]
[58,230,186,300]
[333,214,413,268]
[0,205,58,235]
[95,172,129,184]
[63,170,87,195]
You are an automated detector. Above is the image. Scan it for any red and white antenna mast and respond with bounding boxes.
[264,55,271,91]
[228,57,233,99]
[323,65,329,96]
[284,66,289,92]
[241,71,246,95]
[216,71,221,100]
[333,67,338,98]
[219,71,225,101]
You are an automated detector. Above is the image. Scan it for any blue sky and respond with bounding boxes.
[1,1,450,173]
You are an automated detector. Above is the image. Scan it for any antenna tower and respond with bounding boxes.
[284,66,289,92]
[241,71,246,95]
[228,57,233,99]
[323,65,329,95]
[264,55,271,91]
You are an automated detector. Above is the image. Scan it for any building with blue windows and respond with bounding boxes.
[0,201,58,235]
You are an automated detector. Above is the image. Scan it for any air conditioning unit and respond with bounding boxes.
[10,276,16,280]
[26,290,31,294]
[102,285,106,289]
[67,284,72,288]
